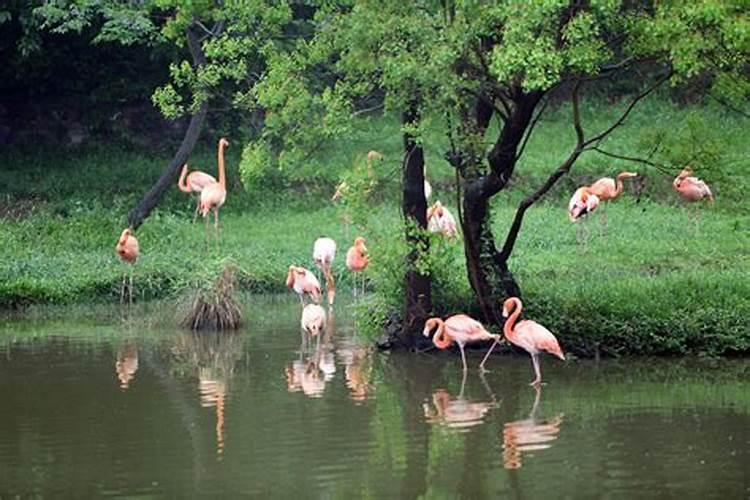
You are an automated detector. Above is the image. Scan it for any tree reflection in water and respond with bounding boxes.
[503,386,563,469]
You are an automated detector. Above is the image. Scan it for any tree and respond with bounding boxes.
[246,1,747,344]
[34,0,295,229]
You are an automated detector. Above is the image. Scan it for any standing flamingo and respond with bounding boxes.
[499,297,565,387]
[313,237,337,306]
[423,314,501,373]
[427,201,458,238]
[346,236,369,296]
[200,138,229,237]
[178,163,216,222]
[115,228,139,305]
[673,167,714,202]
[588,171,638,201]
[301,303,327,338]
[286,265,322,305]
[567,186,600,222]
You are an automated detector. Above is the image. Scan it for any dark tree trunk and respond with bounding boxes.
[398,103,432,349]
[128,26,209,230]
[457,91,543,324]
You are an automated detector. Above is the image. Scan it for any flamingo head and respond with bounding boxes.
[502,297,521,318]
[219,138,229,148]
[422,318,440,337]
[354,236,367,251]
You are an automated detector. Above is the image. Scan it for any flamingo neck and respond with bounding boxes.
[432,320,453,349]
[504,298,523,341]
[178,164,191,192]
[218,142,226,189]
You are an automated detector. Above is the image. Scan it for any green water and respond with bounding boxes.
[1,297,748,498]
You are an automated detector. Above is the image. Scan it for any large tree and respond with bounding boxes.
[245,1,747,344]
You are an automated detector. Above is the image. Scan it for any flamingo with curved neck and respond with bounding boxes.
[501,297,565,387]
[673,167,714,202]
[423,314,500,373]
[588,171,638,201]
[178,163,216,222]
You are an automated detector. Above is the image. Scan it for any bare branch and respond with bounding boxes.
[583,68,673,147]
[591,146,675,175]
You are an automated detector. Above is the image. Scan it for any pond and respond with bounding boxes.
[1,297,748,498]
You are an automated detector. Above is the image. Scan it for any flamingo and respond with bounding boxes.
[427,201,457,238]
[200,138,229,236]
[673,167,714,203]
[301,303,327,338]
[498,297,565,387]
[313,237,337,306]
[588,171,638,201]
[345,236,369,296]
[177,163,216,222]
[286,265,322,305]
[567,186,600,222]
[423,314,501,373]
[115,228,139,306]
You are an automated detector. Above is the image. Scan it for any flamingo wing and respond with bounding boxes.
[445,314,492,343]
[515,320,565,359]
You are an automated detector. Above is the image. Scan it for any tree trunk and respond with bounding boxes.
[461,179,521,325]
[127,25,209,230]
[457,91,542,324]
[398,104,432,349]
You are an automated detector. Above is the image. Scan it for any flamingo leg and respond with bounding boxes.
[598,203,608,236]
[530,353,542,387]
[299,294,305,307]
[128,267,134,308]
[193,197,200,223]
[479,337,501,372]
[120,269,126,305]
[458,343,468,374]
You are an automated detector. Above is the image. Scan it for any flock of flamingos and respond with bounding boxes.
[115,138,715,387]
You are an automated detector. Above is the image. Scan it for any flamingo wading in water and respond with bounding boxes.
[286,265,322,306]
[178,163,216,222]
[423,314,501,373]
[498,297,565,387]
[313,237,337,306]
[346,236,369,296]
[115,228,139,306]
[200,138,229,238]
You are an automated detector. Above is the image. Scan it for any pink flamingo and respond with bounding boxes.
[673,167,714,203]
[301,303,327,337]
[286,265,322,305]
[588,171,638,201]
[178,163,216,222]
[346,236,369,296]
[423,314,501,373]
[567,186,600,222]
[200,138,229,235]
[427,201,457,238]
[115,228,139,305]
[499,297,565,387]
[313,237,337,306]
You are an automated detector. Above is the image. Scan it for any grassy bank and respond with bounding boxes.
[1,99,748,355]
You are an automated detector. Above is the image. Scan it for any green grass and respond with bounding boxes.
[0,98,748,355]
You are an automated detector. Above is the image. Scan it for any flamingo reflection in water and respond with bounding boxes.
[115,340,139,390]
[503,386,563,470]
[287,308,336,398]
[172,331,242,458]
[423,373,499,430]
[336,337,374,404]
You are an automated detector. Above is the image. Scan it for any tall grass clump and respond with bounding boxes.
[179,262,243,331]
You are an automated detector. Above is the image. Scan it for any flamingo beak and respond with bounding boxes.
[502,307,509,318]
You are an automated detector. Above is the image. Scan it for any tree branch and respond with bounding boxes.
[514,94,550,162]
[498,81,584,261]
[583,68,673,148]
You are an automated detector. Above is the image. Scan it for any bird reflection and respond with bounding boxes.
[172,331,242,458]
[115,340,139,389]
[286,309,336,398]
[423,373,499,430]
[336,337,374,403]
[502,386,563,469]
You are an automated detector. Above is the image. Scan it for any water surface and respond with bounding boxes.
[1,298,748,498]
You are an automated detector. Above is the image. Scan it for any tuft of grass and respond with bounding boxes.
[179,263,243,331]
